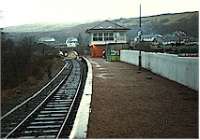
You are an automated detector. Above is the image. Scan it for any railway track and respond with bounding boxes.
[1,59,86,138]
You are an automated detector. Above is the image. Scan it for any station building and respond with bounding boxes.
[86,20,130,60]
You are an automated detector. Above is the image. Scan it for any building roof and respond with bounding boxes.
[39,37,56,42]
[86,20,130,32]
[66,37,78,42]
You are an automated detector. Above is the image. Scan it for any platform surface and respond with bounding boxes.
[87,58,198,138]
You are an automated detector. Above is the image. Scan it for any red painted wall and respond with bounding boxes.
[90,45,105,58]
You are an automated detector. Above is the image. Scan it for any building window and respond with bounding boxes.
[98,33,103,41]
[93,33,103,41]
[119,32,124,37]
[119,32,125,40]
[104,32,114,41]
[109,33,114,40]
[104,33,108,41]
[93,33,97,41]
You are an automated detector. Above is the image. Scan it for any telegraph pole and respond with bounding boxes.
[138,4,142,71]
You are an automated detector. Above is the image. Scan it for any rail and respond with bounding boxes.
[1,61,71,120]
[2,59,84,138]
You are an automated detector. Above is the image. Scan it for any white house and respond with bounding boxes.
[86,20,129,46]
[65,37,79,47]
[86,20,130,57]
[38,37,56,43]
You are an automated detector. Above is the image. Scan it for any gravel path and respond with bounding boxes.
[87,58,198,138]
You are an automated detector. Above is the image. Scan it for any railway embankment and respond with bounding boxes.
[1,58,89,138]
[1,57,64,115]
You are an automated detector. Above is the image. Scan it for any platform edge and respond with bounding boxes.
[69,57,93,139]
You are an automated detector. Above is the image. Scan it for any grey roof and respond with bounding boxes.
[86,20,129,32]
[66,37,78,41]
[38,37,55,42]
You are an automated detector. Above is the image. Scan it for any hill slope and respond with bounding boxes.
[3,11,198,44]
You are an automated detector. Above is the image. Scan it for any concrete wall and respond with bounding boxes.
[120,50,199,91]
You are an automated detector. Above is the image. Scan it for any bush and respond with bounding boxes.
[1,35,56,89]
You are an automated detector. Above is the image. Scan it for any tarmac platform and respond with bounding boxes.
[87,58,198,138]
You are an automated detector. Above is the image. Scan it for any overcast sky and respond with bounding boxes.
[0,0,199,27]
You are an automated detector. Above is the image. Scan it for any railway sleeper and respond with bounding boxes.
[23,129,59,134]
[47,101,72,105]
[51,98,72,101]
[39,110,68,113]
[46,103,71,106]
[30,120,63,125]
[44,107,69,110]
[27,124,61,129]
[19,135,56,139]
[35,117,65,121]
[37,113,66,117]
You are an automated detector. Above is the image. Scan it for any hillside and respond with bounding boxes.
[3,23,79,32]
[3,11,198,44]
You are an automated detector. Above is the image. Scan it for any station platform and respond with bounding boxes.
[87,58,198,138]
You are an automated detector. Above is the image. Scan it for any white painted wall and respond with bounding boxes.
[120,50,199,91]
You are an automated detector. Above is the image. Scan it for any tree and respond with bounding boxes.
[78,33,83,46]
[1,35,18,88]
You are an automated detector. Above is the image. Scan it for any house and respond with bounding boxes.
[134,34,163,44]
[65,37,79,47]
[86,20,130,58]
[38,37,56,43]
[130,34,163,50]
[38,37,56,46]
[162,31,188,45]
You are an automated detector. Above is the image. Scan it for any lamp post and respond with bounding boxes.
[138,4,142,71]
